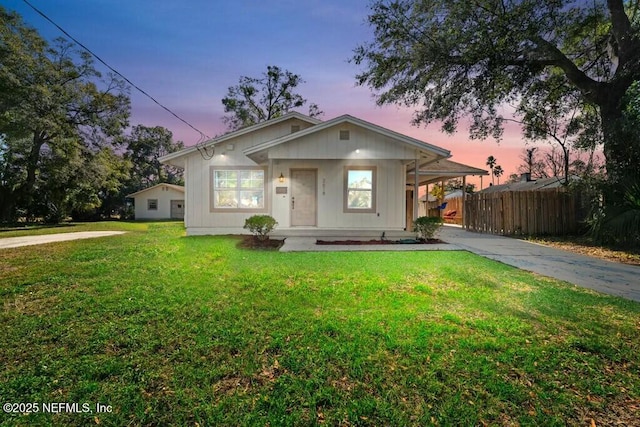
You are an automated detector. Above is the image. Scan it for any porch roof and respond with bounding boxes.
[406,159,489,186]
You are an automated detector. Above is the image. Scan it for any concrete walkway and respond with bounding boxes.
[280,226,640,302]
[0,231,126,249]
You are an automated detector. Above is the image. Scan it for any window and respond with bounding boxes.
[344,166,376,213]
[291,125,300,133]
[147,199,158,210]
[211,167,267,212]
[339,130,350,140]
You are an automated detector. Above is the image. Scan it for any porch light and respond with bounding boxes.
[355,149,360,154]
[279,172,285,183]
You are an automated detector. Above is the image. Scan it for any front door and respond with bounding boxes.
[170,200,185,219]
[290,169,317,226]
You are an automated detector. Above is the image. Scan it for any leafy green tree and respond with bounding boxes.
[123,125,184,192]
[221,65,323,131]
[0,7,130,221]
[353,0,640,186]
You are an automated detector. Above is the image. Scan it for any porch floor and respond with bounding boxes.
[272,228,415,239]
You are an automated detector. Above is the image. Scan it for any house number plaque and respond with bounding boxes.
[276,187,288,194]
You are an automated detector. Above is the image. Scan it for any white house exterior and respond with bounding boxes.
[127,183,185,220]
[160,112,477,236]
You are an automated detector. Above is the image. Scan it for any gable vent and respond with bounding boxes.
[339,130,350,140]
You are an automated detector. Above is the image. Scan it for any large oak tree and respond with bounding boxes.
[353,0,640,185]
[0,7,130,221]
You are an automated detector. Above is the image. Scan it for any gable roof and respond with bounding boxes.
[243,114,451,160]
[159,111,322,164]
[126,183,184,198]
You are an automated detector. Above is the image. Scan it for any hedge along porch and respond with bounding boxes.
[159,112,485,236]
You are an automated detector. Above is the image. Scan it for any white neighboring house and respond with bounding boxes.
[159,112,484,236]
[127,183,185,220]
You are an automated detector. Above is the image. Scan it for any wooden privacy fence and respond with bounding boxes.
[464,188,578,235]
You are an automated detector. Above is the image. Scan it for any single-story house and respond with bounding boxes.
[159,112,486,236]
[127,183,185,220]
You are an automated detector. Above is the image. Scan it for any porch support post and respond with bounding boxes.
[440,180,445,218]
[462,175,467,227]
[268,158,274,214]
[414,154,419,223]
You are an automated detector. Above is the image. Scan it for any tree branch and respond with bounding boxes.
[607,0,633,59]
[528,37,605,103]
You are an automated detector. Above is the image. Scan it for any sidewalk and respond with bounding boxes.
[280,225,640,302]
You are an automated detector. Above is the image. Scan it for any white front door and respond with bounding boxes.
[290,169,317,227]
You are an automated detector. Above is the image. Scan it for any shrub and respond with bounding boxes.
[589,180,640,248]
[413,216,443,239]
[243,215,278,241]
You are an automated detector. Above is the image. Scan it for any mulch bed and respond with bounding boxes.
[237,236,284,250]
[316,238,445,245]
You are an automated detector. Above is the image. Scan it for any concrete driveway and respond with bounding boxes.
[281,226,640,302]
[435,226,640,302]
[0,231,126,249]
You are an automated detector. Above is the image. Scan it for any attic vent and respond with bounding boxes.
[339,130,350,140]
[291,125,300,133]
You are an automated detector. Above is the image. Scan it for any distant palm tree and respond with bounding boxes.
[493,165,504,185]
[486,156,497,185]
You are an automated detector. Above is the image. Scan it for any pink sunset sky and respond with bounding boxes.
[7,0,537,189]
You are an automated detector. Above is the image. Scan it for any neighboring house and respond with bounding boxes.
[160,112,485,235]
[479,174,578,193]
[127,183,185,220]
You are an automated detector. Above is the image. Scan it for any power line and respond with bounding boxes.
[21,0,211,142]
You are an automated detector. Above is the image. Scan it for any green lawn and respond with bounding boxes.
[1,222,639,426]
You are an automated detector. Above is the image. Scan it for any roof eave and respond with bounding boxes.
[160,111,322,164]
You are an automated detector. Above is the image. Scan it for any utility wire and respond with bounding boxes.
[22,0,211,142]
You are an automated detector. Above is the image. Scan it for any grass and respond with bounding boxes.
[1,221,639,426]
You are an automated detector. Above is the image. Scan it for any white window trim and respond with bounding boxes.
[343,166,377,213]
[210,166,268,213]
[147,199,158,210]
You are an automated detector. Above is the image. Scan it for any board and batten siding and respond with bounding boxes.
[182,118,417,234]
[267,124,420,160]
[272,159,406,230]
[183,118,312,234]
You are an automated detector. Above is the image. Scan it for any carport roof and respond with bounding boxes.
[406,159,489,186]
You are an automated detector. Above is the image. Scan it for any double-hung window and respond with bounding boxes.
[211,167,267,212]
[344,166,376,213]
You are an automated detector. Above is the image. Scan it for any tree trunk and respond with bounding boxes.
[19,130,47,215]
[0,187,17,222]
[600,102,637,186]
